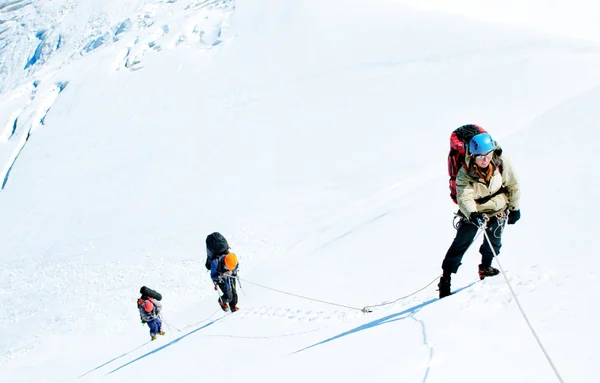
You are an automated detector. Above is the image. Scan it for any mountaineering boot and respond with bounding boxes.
[218,297,229,312]
[158,330,165,336]
[478,264,500,280]
[230,305,239,312]
[438,276,451,298]
[151,334,157,341]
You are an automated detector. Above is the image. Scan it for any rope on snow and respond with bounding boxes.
[481,227,565,383]
[239,278,367,312]
[240,274,448,314]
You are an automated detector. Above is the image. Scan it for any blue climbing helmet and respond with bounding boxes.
[469,133,495,155]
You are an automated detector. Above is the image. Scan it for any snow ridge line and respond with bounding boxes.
[1,81,68,190]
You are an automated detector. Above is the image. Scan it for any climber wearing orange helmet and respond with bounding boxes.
[210,252,240,312]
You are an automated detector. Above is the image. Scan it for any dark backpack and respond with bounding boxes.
[140,286,162,301]
[448,124,487,204]
[205,232,229,270]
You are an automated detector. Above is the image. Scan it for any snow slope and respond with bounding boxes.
[1,0,599,382]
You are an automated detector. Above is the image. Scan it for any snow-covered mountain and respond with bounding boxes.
[1,1,599,382]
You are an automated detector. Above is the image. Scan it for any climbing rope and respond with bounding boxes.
[361,274,442,312]
[224,217,488,314]
[230,214,489,314]
[239,278,367,312]
[481,227,565,383]
[494,210,508,238]
[181,309,222,330]
[160,315,182,332]
[240,272,456,314]
[239,221,482,314]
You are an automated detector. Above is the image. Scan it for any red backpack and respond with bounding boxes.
[448,124,487,204]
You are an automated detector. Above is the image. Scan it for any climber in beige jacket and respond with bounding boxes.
[439,132,521,298]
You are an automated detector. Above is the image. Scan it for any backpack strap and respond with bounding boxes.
[475,186,507,205]
[494,148,503,174]
[217,254,227,271]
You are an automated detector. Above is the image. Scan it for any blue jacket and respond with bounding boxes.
[210,255,238,285]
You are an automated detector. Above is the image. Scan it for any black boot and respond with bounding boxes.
[478,264,500,280]
[438,276,451,298]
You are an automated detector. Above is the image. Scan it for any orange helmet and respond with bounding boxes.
[223,253,238,271]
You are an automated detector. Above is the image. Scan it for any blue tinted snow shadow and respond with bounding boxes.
[83,35,105,53]
[107,316,226,375]
[56,81,68,92]
[24,40,44,69]
[2,128,30,189]
[115,19,132,36]
[24,31,62,69]
[77,340,152,378]
[8,117,17,140]
[410,315,433,383]
[2,80,67,189]
[2,158,18,189]
[292,283,475,354]
[40,82,68,125]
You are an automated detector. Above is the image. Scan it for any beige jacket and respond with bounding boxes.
[456,153,520,219]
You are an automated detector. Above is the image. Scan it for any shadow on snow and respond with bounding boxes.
[104,316,227,375]
[292,282,476,354]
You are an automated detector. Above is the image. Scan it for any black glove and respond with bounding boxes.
[469,212,485,227]
[507,209,520,225]
[141,318,146,325]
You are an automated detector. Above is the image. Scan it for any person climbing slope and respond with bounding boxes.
[439,130,521,298]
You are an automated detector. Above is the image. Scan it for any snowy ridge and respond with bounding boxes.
[1,80,68,188]
[0,0,237,191]
[0,0,236,92]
